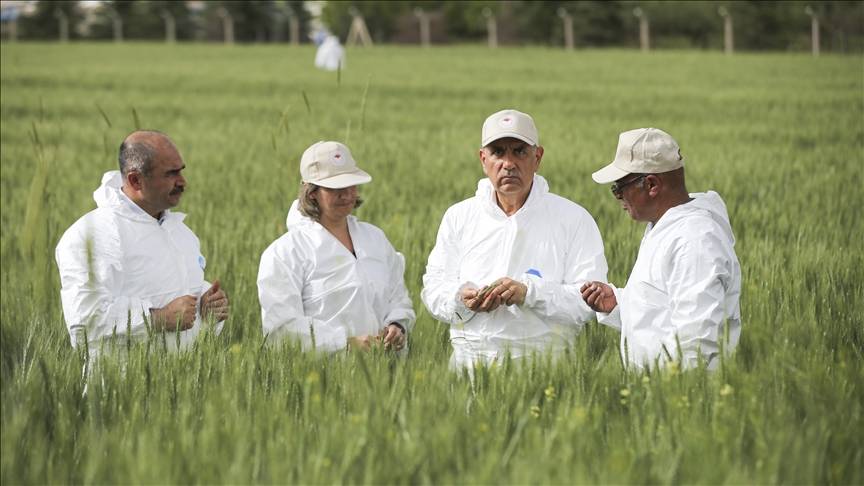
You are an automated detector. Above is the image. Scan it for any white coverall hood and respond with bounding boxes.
[422,174,609,369]
[600,191,741,370]
[92,170,185,223]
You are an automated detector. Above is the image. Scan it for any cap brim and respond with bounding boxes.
[313,169,372,189]
[482,132,537,147]
[591,162,630,184]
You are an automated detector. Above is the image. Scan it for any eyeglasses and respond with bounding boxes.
[610,175,646,198]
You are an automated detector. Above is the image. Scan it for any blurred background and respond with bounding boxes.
[1,0,862,53]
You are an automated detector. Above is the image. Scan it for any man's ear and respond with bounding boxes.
[645,174,662,197]
[126,171,144,191]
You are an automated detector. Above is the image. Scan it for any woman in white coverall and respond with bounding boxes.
[257,141,415,352]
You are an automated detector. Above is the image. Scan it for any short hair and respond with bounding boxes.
[118,130,173,177]
[297,183,363,222]
[118,140,155,177]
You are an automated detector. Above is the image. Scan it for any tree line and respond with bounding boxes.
[5,0,863,53]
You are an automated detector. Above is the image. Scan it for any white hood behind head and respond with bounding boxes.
[286,199,306,229]
[92,170,182,223]
[658,191,736,245]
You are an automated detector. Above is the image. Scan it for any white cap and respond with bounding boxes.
[481,109,539,147]
[300,141,371,189]
[592,128,684,184]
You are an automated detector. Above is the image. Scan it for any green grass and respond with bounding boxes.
[1,42,862,484]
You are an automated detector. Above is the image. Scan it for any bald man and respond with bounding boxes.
[581,128,741,370]
[56,130,229,356]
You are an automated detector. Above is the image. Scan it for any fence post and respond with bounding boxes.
[718,7,733,55]
[414,7,430,48]
[54,9,68,43]
[482,8,497,49]
[217,8,234,45]
[633,7,649,52]
[110,9,122,42]
[161,10,176,43]
[557,8,574,51]
[805,6,820,56]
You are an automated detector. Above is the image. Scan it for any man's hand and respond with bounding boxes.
[347,335,379,351]
[151,295,197,331]
[580,281,618,313]
[484,278,527,307]
[462,278,526,312]
[379,324,406,351]
[200,280,229,322]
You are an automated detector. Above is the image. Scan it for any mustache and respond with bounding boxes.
[170,187,185,195]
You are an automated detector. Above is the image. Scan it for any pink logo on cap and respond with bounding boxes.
[331,151,346,166]
[499,116,515,128]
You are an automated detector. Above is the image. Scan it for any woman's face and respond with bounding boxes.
[314,185,358,222]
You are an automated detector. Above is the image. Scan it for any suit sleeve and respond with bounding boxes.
[421,207,475,325]
[257,240,348,352]
[55,220,153,351]
[383,249,416,333]
[520,207,609,328]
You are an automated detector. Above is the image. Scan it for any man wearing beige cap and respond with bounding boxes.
[581,128,741,370]
[422,109,608,369]
[258,141,415,352]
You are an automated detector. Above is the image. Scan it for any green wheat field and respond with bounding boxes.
[1,43,862,484]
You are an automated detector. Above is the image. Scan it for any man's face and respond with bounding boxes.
[140,145,186,214]
[612,174,649,221]
[479,137,543,200]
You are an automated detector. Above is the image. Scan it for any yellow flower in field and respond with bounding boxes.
[478,423,489,434]
[619,388,630,398]
[572,406,588,426]
[530,405,541,418]
[642,376,650,385]
[306,370,320,385]
[414,370,425,383]
[544,385,557,401]
[720,384,734,397]
[229,343,242,355]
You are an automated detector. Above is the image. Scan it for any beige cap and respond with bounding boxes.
[592,128,684,184]
[300,141,371,189]
[481,109,539,147]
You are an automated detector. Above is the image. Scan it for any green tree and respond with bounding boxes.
[18,0,83,40]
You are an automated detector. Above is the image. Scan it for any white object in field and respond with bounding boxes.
[597,191,742,370]
[421,175,609,369]
[55,171,223,357]
[315,35,345,71]
[258,200,415,351]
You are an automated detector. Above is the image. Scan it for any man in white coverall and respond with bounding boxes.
[422,109,609,369]
[56,130,229,356]
[581,128,741,370]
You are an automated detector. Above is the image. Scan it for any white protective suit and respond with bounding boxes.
[599,191,741,370]
[314,35,345,71]
[257,201,415,352]
[55,171,221,356]
[422,175,609,368]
